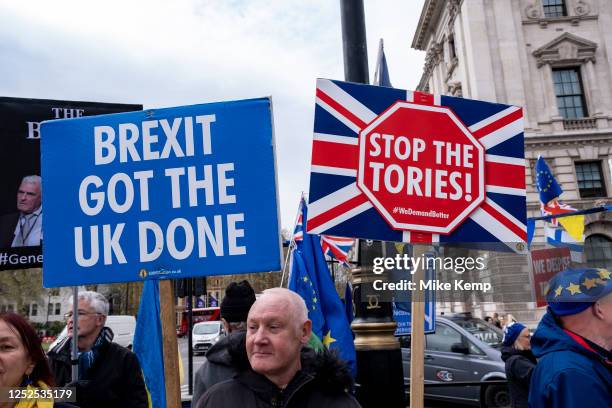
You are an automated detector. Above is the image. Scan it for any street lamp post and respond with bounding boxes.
[339,1,405,406]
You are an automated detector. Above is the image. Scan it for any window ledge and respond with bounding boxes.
[522,14,598,27]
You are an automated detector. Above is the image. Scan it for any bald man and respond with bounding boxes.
[197,288,360,408]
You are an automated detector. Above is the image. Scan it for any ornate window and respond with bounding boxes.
[552,68,587,118]
[575,161,606,198]
[585,234,612,269]
[533,33,597,68]
[542,0,567,18]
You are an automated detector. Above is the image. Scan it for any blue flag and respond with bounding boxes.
[344,282,354,324]
[527,218,536,248]
[535,156,563,204]
[133,280,165,408]
[289,199,357,375]
[374,39,392,87]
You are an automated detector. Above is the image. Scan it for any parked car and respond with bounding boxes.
[400,314,510,407]
[48,315,136,350]
[192,320,226,355]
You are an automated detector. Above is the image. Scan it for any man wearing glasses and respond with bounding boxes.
[48,291,148,408]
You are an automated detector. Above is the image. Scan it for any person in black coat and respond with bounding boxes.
[500,322,536,408]
[192,280,256,404]
[47,291,147,408]
[198,288,360,408]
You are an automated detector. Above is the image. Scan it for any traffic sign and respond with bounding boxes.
[388,242,436,335]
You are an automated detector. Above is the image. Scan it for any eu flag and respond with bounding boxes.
[536,156,563,204]
[289,199,357,375]
[133,280,165,408]
[536,155,585,243]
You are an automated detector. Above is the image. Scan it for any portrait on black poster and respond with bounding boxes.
[0,97,142,270]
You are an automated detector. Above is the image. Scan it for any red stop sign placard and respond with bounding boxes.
[357,102,485,234]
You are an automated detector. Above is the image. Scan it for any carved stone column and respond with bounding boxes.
[584,60,603,118]
[540,64,564,131]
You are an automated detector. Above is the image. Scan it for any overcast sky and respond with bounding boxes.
[0,0,426,230]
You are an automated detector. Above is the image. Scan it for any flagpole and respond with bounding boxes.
[280,194,304,287]
[71,286,79,382]
[529,205,611,221]
[374,38,384,86]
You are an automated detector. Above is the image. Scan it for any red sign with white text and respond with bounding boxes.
[530,247,572,307]
[357,102,485,234]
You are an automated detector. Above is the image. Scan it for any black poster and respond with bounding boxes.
[0,97,142,270]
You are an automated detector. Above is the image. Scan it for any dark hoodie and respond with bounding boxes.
[192,331,249,405]
[196,342,360,408]
[528,310,612,408]
[500,346,537,408]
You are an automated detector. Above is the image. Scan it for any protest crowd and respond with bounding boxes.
[2,2,612,408]
[0,262,609,407]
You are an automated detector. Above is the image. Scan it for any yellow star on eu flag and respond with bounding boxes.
[303,276,309,282]
[554,286,563,297]
[597,269,611,280]
[566,282,581,295]
[322,330,337,348]
[582,278,598,290]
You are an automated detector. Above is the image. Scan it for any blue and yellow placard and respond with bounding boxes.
[41,98,281,287]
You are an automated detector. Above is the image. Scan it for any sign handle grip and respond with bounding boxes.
[160,280,181,408]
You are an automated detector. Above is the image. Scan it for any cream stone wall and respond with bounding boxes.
[412,0,612,326]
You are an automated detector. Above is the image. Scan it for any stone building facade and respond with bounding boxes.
[412,0,612,325]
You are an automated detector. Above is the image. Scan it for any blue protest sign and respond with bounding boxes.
[41,98,282,287]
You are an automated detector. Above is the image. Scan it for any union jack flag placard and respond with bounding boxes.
[307,79,526,252]
[293,201,355,265]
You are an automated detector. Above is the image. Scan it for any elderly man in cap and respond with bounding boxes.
[192,280,256,404]
[529,268,612,408]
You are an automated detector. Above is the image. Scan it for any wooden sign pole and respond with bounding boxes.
[409,244,427,408]
[159,280,181,408]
